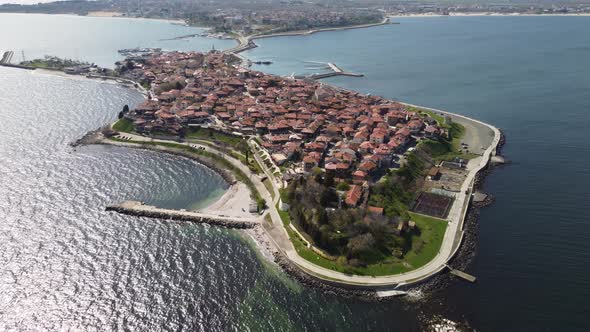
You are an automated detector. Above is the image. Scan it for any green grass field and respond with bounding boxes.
[278,202,449,276]
[186,127,243,148]
[112,118,134,133]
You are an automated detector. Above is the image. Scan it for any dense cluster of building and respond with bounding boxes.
[122,51,448,207]
[190,7,383,35]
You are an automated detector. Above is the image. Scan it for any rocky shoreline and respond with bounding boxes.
[411,130,507,293]
[273,253,381,301]
[70,127,107,147]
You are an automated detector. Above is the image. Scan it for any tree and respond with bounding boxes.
[118,105,129,119]
[347,233,375,257]
[324,172,335,188]
[336,256,348,267]
[336,181,350,191]
[236,140,249,154]
[256,197,266,211]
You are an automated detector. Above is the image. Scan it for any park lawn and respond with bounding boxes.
[264,214,273,224]
[403,212,448,269]
[26,61,51,69]
[186,127,243,148]
[277,205,345,272]
[278,203,449,276]
[112,118,135,133]
[339,212,447,276]
[230,150,263,175]
[419,121,478,162]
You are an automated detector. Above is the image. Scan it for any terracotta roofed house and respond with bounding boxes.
[345,185,363,207]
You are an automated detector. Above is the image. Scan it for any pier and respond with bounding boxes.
[375,290,408,298]
[107,200,259,229]
[298,61,364,80]
[445,264,477,282]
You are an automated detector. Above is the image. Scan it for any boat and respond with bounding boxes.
[252,60,273,65]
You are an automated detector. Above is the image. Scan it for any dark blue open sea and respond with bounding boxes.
[1,14,590,331]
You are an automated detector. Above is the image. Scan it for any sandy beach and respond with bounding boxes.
[197,181,279,263]
[198,182,254,219]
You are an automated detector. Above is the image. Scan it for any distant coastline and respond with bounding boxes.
[388,12,590,18]
[223,17,391,57]
[0,12,189,25]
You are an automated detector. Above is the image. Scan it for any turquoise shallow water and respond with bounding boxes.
[2,13,590,331]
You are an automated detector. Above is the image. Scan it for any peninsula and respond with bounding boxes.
[94,50,502,291]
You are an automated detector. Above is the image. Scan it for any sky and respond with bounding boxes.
[0,0,56,4]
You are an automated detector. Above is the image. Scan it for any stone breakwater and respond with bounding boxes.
[70,127,107,147]
[106,201,257,229]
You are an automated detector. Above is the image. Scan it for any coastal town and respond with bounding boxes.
[119,50,451,208]
[0,8,502,285]
[0,2,507,298]
[101,49,498,278]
